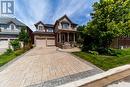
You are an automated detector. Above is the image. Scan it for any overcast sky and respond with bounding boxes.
[0,0,99,30]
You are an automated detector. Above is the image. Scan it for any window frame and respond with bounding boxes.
[10,24,15,30]
[62,23,69,29]
[47,28,53,32]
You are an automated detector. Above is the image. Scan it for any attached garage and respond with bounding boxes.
[0,39,9,48]
[35,36,55,47]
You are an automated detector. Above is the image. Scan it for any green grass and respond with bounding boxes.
[0,49,26,67]
[72,49,130,71]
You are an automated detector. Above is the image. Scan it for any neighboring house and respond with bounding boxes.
[0,17,33,51]
[111,36,130,49]
[33,15,78,49]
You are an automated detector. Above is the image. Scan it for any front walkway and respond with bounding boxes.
[0,47,102,87]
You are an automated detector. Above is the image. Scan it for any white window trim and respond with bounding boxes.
[47,28,53,32]
[9,23,16,30]
[38,24,45,32]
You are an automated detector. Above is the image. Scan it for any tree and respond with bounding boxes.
[77,25,86,45]
[19,27,30,49]
[82,0,130,53]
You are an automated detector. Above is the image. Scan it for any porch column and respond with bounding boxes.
[59,33,61,43]
[67,33,69,42]
[73,33,75,42]
[57,33,59,42]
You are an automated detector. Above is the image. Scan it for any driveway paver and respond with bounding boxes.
[0,47,102,87]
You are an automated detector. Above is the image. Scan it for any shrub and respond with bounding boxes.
[107,48,128,56]
[14,49,25,56]
[10,39,21,51]
[4,49,13,55]
[88,51,99,55]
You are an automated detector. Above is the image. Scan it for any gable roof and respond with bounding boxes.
[35,21,54,28]
[34,21,44,26]
[0,17,26,26]
[55,15,78,26]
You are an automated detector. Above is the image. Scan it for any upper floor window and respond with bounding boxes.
[47,28,53,32]
[10,24,15,30]
[38,26,43,30]
[62,23,69,29]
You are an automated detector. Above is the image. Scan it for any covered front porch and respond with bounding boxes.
[56,31,76,49]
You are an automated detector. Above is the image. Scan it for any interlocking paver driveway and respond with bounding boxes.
[0,47,102,87]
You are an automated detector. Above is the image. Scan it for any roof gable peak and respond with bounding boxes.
[35,21,44,26]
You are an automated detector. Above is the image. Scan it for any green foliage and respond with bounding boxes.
[19,27,30,48]
[10,39,21,51]
[14,49,25,56]
[88,51,99,55]
[77,26,86,44]
[4,49,13,55]
[73,48,130,70]
[0,49,26,67]
[108,48,130,57]
[82,0,130,53]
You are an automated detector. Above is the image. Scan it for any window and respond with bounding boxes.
[62,23,69,29]
[38,26,43,30]
[11,24,15,30]
[47,28,53,32]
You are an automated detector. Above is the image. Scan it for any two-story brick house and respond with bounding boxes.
[0,17,33,51]
[33,15,78,49]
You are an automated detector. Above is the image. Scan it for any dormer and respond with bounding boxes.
[34,21,45,32]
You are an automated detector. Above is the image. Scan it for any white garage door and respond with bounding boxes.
[47,38,55,46]
[36,39,46,47]
[0,39,9,48]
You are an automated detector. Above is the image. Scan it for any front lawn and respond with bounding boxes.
[72,49,130,71]
[0,49,27,67]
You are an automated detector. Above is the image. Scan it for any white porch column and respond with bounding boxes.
[67,33,69,42]
[73,33,75,42]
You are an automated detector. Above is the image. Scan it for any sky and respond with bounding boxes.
[0,0,99,31]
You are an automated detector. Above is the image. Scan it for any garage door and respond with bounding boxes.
[0,39,9,48]
[36,38,46,47]
[47,38,55,46]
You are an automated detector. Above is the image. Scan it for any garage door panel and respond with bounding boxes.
[47,38,55,46]
[35,36,55,47]
[0,39,8,48]
[36,39,46,47]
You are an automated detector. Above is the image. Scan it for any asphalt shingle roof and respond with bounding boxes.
[0,17,26,26]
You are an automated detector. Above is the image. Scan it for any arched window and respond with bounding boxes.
[10,24,15,30]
